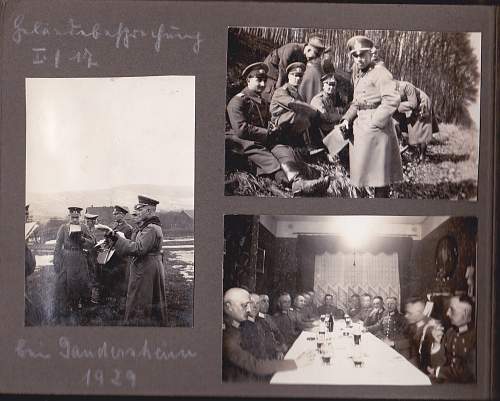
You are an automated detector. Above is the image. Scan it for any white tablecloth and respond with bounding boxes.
[271,323,431,386]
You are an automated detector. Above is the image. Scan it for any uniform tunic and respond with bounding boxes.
[311,90,344,133]
[431,325,476,383]
[371,310,407,341]
[317,304,345,320]
[226,87,281,176]
[343,63,403,187]
[298,59,323,104]
[53,223,95,320]
[114,216,167,326]
[270,83,316,148]
[364,307,385,330]
[273,309,302,348]
[223,322,297,382]
[396,81,437,145]
[263,42,307,102]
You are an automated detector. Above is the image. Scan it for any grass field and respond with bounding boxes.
[225,124,478,200]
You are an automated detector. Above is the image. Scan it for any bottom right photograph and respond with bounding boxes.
[222,215,477,385]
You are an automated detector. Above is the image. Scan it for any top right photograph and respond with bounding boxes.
[225,28,481,200]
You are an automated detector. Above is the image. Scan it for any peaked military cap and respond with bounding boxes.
[286,62,306,75]
[241,62,269,79]
[113,205,129,214]
[321,73,337,83]
[307,35,326,50]
[137,195,159,207]
[68,206,83,213]
[84,213,98,220]
[347,35,375,55]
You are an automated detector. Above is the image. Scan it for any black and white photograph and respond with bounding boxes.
[225,28,480,199]
[223,215,477,385]
[24,76,195,327]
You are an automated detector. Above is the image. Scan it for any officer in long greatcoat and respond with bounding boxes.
[262,36,326,103]
[53,206,95,324]
[339,36,403,198]
[110,195,167,326]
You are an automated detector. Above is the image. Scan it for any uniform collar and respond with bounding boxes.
[258,312,266,319]
[242,87,262,103]
[247,316,255,322]
[457,324,469,334]
[416,320,425,328]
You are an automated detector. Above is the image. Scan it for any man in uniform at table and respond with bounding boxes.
[318,293,345,319]
[273,292,303,348]
[428,295,476,383]
[369,296,407,353]
[108,195,167,326]
[223,288,314,382]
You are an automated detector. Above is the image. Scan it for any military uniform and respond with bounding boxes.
[317,304,345,320]
[114,215,167,326]
[53,222,95,323]
[343,63,403,187]
[364,307,385,330]
[395,81,437,145]
[395,318,437,372]
[270,82,318,148]
[223,321,297,382]
[257,312,288,354]
[431,325,476,383]
[371,310,407,342]
[298,58,323,104]
[273,308,302,348]
[311,90,344,134]
[226,87,281,176]
[263,42,307,102]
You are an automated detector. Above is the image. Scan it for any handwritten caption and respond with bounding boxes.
[12,15,203,69]
[15,337,198,388]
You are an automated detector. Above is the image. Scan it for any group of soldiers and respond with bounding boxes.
[223,288,476,384]
[226,34,439,198]
[27,195,168,326]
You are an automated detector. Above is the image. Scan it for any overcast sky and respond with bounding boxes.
[26,76,195,194]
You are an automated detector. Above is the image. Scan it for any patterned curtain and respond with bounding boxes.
[314,252,401,312]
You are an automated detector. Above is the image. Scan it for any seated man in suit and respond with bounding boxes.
[428,295,476,383]
[318,293,345,319]
[222,288,314,382]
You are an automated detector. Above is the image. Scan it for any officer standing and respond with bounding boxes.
[53,206,95,325]
[108,195,167,326]
[339,36,403,198]
[263,36,326,102]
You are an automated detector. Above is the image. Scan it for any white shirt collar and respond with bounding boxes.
[258,312,266,318]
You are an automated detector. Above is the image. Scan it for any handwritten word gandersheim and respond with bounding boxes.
[12,15,203,54]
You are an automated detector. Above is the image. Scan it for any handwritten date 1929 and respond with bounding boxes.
[82,368,136,388]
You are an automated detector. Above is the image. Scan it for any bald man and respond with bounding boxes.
[222,288,314,382]
[428,296,476,383]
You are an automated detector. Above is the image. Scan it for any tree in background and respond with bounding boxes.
[228,28,479,128]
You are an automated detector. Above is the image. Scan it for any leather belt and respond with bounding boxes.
[356,102,380,110]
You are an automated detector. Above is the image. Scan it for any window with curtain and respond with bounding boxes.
[314,251,401,311]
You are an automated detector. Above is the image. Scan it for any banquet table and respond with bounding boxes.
[270,321,432,385]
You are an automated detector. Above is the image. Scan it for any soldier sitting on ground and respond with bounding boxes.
[226,62,329,196]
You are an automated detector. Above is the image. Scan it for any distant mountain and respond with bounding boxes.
[26,184,194,220]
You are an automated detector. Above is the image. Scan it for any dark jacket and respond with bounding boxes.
[114,216,167,326]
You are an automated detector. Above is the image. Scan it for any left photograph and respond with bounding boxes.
[24,76,195,327]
